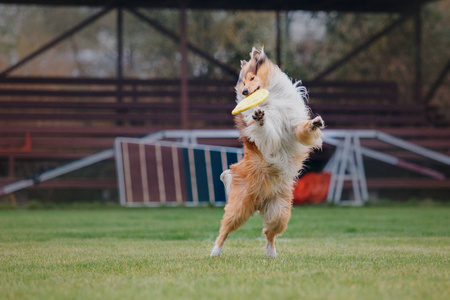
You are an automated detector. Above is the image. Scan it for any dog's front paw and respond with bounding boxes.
[311,116,325,131]
[252,109,265,125]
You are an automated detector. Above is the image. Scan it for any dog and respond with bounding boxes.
[210,47,325,258]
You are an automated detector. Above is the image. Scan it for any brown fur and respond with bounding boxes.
[215,115,319,250]
[295,118,324,147]
[236,48,275,97]
[212,48,324,257]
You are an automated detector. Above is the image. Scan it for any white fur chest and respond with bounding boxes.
[241,86,310,177]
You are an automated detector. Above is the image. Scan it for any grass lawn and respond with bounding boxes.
[0,205,449,300]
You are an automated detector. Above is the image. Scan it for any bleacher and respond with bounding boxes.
[0,76,448,196]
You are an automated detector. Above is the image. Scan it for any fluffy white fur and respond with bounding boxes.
[211,47,324,258]
[240,66,312,171]
[265,240,277,258]
[210,244,224,257]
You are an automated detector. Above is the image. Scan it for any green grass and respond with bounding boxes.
[1,206,449,300]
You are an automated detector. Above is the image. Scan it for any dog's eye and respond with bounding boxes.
[250,77,254,81]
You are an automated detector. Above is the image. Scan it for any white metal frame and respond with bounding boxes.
[323,130,448,205]
[1,129,448,206]
[115,129,449,206]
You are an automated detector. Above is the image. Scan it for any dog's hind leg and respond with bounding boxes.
[220,169,232,201]
[211,184,254,257]
[261,198,292,258]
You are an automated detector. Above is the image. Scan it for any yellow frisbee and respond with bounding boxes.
[232,89,269,115]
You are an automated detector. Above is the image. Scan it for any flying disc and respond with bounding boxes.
[232,89,269,115]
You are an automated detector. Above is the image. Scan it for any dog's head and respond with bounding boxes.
[235,47,275,100]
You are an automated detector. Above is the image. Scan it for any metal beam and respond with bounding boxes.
[312,14,409,81]
[117,6,123,102]
[116,6,125,125]
[180,5,189,129]
[376,131,450,166]
[126,7,238,78]
[0,6,114,77]
[0,149,114,196]
[414,7,422,103]
[324,136,446,181]
[424,59,450,105]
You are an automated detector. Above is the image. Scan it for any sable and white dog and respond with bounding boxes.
[210,47,325,258]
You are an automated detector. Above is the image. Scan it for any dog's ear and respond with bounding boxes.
[250,47,260,61]
[240,60,247,68]
[250,47,266,62]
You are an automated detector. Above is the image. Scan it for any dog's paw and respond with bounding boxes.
[310,115,325,131]
[265,242,277,258]
[210,245,223,257]
[252,109,265,125]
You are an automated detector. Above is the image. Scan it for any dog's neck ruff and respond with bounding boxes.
[240,67,310,176]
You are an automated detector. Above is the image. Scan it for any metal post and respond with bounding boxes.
[326,145,342,202]
[347,150,362,204]
[276,10,282,68]
[116,6,124,125]
[333,135,352,203]
[180,6,189,129]
[414,7,422,103]
[353,135,369,201]
[117,6,123,101]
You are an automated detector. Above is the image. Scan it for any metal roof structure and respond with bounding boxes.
[0,0,439,13]
[0,0,448,200]
[0,0,445,125]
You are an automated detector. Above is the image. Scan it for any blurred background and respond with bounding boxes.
[0,0,448,206]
